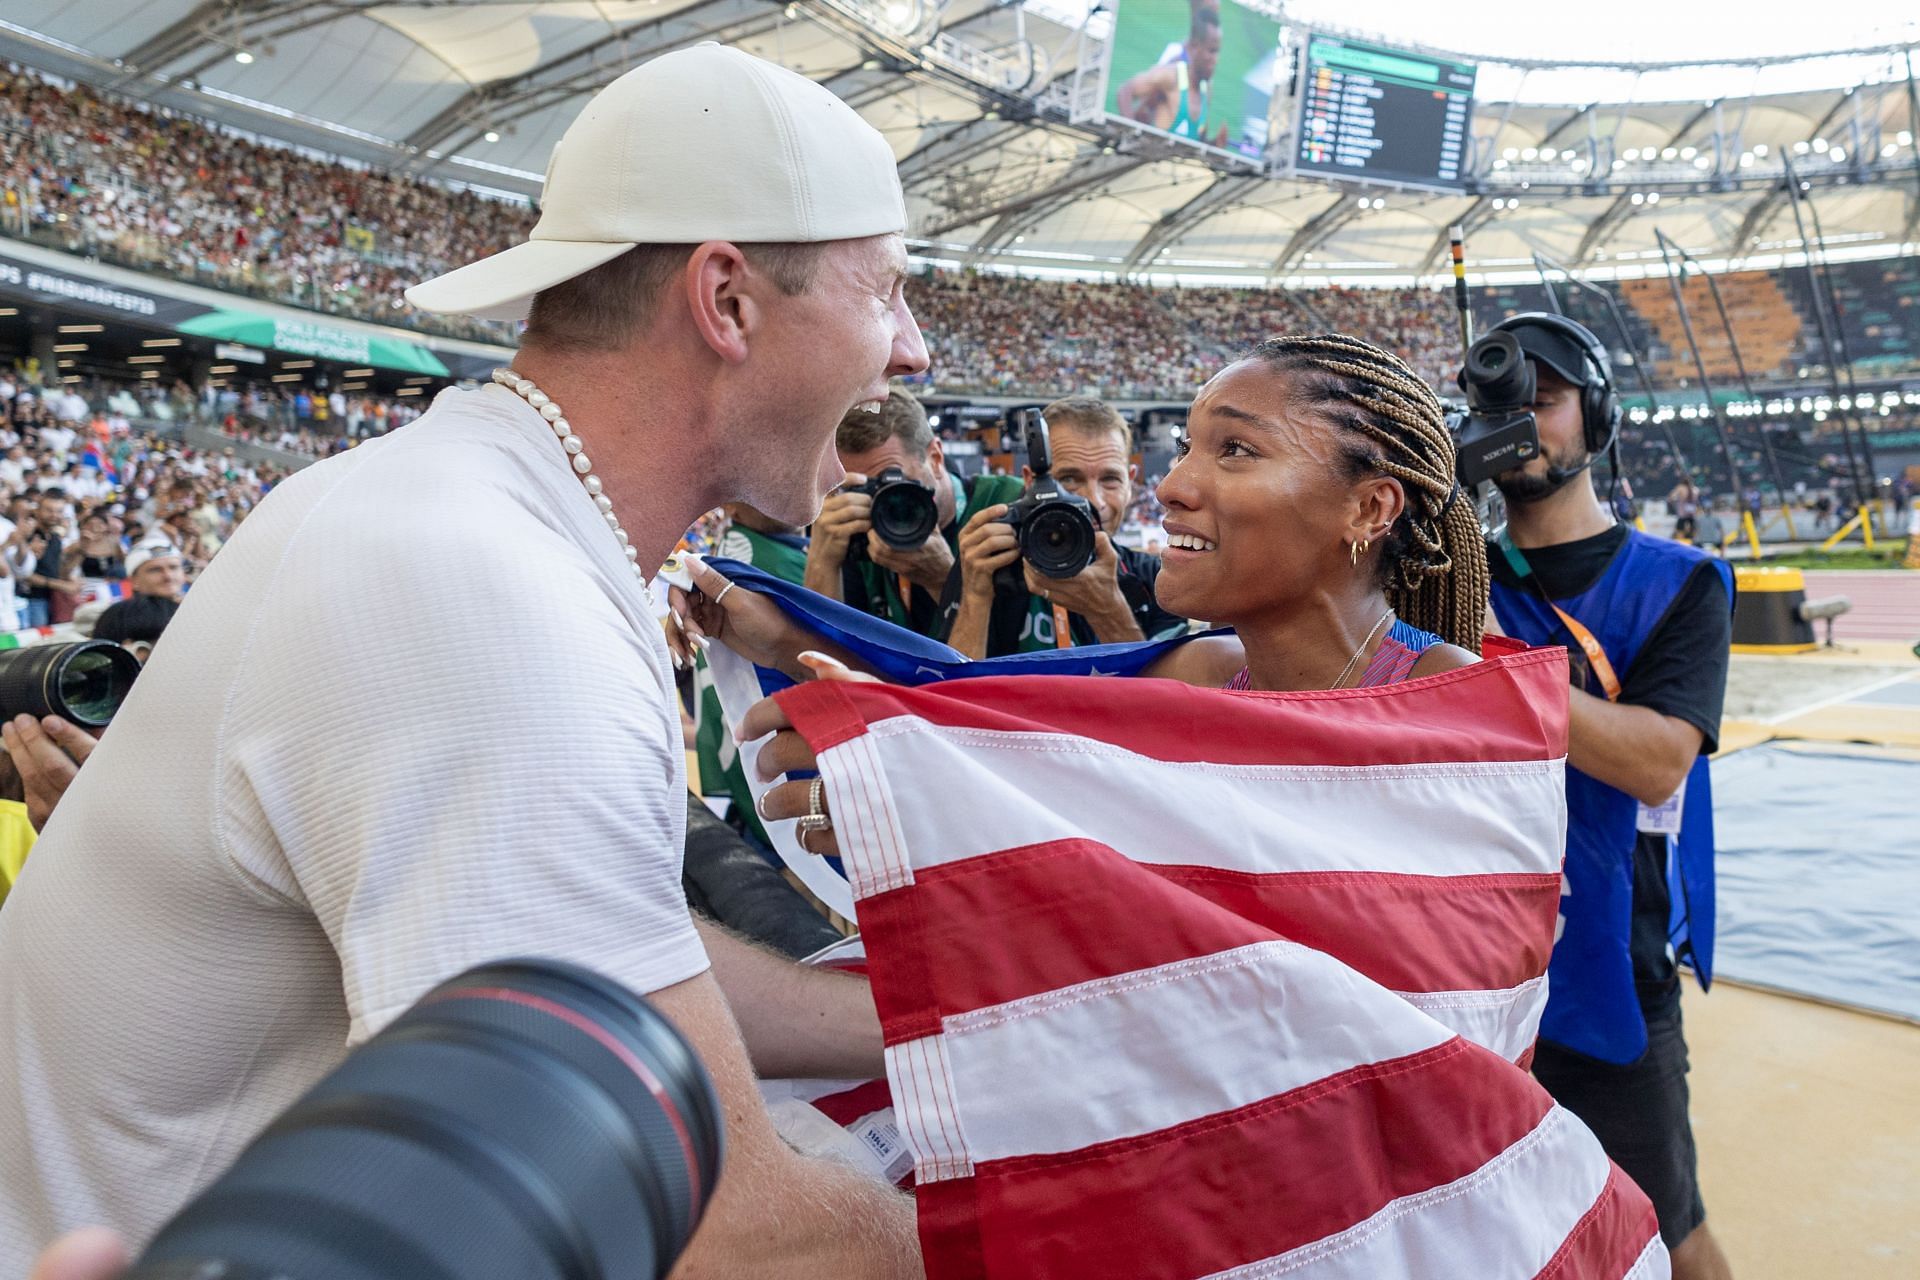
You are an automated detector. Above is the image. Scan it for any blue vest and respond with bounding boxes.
[1490,531,1734,1064]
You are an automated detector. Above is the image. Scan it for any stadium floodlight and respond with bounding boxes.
[1502,147,1518,160]
[1739,153,1754,168]
[1680,146,1697,160]
[1793,141,1810,154]
[1647,192,1661,204]
[1571,157,1588,172]
[1630,192,1645,205]
[1900,131,1915,147]
[1661,146,1678,160]
[1754,143,1769,157]
[1811,137,1828,151]
[1694,156,1711,169]
[1623,147,1639,160]
[1884,143,1898,158]
[1521,147,1538,161]
[484,130,500,143]
[1612,159,1625,170]
[234,50,253,65]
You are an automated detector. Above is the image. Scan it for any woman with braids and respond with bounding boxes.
[1139,332,1490,691]
[671,332,1487,698]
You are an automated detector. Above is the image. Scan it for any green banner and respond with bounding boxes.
[179,309,449,376]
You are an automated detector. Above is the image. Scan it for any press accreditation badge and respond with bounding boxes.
[1636,786,1685,835]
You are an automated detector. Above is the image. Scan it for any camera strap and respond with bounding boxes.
[1496,533,1622,702]
[1051,602,1074,649]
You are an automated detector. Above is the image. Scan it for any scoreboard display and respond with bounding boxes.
[1295,34,1476,190]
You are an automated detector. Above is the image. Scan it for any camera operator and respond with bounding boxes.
[1474,314,1735,1280]
[803,387,1023,635]
[944,397,1184,657]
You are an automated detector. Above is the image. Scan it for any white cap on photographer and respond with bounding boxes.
[404,43,907,322]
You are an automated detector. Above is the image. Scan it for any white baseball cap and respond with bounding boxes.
[125,542,181,577]
[405,43,907,322]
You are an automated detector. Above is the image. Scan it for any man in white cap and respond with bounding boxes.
[1,44,926,1276]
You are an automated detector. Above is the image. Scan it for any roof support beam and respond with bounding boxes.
[1574,100,1718,263]
[1121,173,1261,275]
[1729,94,1857,258]
[1271,192,1361,274]
[914,149,1144,246]
[400,0,763,161]
[1418,103,1598,274]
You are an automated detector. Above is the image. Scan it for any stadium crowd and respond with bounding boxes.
[0,67,531,344]
[908,270,1460,399]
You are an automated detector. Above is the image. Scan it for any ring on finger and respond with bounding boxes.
[713,581,736,606]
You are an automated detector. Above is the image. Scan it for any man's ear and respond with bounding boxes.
[682,241,757,365]
[925,437,945,476]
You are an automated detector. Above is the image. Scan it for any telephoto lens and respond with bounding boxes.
[128,959,725,1280]
[0,640,141,727]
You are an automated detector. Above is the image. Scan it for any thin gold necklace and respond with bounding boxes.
[1329,608,1395,690]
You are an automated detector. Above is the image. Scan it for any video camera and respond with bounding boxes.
[1445,329,1541,487]
[844,467,938,561]
[994,409,1099,593]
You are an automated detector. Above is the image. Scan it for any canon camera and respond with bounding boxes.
[994,409,1099,593]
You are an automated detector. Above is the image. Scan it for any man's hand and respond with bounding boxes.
[802,479,872,601]
[29,1228,127,1280]
[956,503,1019,603]
[3,714,97,831]
[867,528,954,598]
[1024,533,1140,645]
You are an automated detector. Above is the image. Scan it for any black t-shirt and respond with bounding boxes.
[1490,525,1733,1019]
[935,542,1187,656]
[25,534,62,601]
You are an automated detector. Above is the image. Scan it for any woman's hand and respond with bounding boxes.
[664,555,813,675]
[740,652,879,860]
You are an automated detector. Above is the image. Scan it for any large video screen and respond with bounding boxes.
[1102,0,1283,160]
[1295,33,1476,189]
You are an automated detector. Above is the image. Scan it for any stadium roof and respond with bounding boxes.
[5,0,1920,285]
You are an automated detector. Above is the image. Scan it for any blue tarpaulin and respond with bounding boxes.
[1710,744,1920,1021]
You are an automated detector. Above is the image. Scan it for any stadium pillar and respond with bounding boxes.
[26,311,58,382]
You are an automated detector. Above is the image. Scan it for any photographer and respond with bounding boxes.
[1475,314,1735,1280]
[803,387,1022,636]
[944,398,1184,657]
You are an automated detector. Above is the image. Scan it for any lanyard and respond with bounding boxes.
[1498,533,1622,702]
[1051,603,1074,649]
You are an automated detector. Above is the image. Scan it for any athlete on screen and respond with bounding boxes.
[1114,4,1229,148]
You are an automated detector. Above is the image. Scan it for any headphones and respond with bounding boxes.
[1489,312,1622,457]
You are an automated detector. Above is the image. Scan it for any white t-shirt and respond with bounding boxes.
[0,385,707,1263]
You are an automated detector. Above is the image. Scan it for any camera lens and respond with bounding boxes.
[131,959,724,1280]
[1463,331,1533,410]
[0,641,140,728]
[1022,504,1096,579]
[869,480,938,550]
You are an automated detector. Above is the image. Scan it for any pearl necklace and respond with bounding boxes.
[491,367,644,580]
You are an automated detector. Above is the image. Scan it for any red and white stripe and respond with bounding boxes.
[776,650,1666,1279]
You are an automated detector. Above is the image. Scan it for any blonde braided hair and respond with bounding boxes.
[1246,333,1489,652]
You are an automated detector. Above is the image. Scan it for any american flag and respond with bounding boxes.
[702,561,1667,1278]
[764,652,1666,1280]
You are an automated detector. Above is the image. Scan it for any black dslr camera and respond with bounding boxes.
[994,409,1099,593]
[844,466,938,562]
[1447,329,1541,487]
